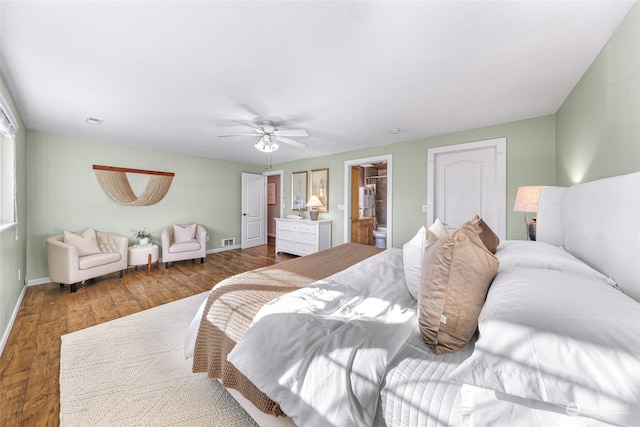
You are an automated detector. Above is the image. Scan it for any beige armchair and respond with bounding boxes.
[46,230,128,293]
[161,224,207,268]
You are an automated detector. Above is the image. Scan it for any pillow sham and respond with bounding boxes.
[449,267,640,427]
[496,240,616,287]
[418,222,499,354]
[173,223,197,243]
[63,228,102,256]
[402,226,439,299]
[470,215,499,254]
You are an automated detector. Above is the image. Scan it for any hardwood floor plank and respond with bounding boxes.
[0,238,294,426]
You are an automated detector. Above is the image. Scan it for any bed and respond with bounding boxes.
[186,171,640,427]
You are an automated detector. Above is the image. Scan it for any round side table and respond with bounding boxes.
[128,244,159,273]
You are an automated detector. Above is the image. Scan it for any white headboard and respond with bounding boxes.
[537,172,640,303]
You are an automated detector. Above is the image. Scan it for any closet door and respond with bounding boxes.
[427,138,506,239]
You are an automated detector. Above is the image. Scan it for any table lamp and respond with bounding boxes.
[513,186,544,240]
[306,195,324,221]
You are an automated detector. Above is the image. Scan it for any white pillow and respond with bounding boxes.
[450,267,640,427]
[63,228,102,256]
[402,227,439,299]
[428,217,449,239]
[496,240,616,287]
[173,223,197,243]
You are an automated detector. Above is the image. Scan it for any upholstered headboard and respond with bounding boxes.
[537,171,640,303]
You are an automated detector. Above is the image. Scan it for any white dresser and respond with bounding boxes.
[275,218,332,256]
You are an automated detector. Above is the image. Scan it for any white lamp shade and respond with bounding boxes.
[306,195,324,208]
[513,186,544,213]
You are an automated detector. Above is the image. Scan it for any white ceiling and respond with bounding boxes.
[0,1,634,166]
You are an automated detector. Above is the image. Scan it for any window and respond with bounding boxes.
[0,92,18,230]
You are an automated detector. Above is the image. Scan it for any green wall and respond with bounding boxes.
[272,114,556,248]
[556,2,640,185]
[25,130,258,280]
[0,76,28,346]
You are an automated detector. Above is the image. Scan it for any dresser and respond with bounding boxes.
[275,218,332,256]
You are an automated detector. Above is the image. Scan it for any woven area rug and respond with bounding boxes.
[60,292,258,427]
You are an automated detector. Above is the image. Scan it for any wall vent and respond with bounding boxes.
[222,238,236,247]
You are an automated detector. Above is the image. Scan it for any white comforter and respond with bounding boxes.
[227,248,416,427]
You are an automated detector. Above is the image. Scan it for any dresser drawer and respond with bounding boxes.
[290,222,316,234]
[277,221,291,231]
[277,238,296,252]
[296,232,316,245]
[295,243,316,255]
[278,230,296,241]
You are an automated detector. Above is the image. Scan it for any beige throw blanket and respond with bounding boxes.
[192,243,383,417]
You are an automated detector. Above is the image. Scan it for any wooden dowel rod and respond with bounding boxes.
[93,165,175,177]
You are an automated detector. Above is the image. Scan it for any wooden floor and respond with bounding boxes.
[0,237,295,427]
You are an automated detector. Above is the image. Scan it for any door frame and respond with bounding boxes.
[427,137,506,239]
[262,169,283,238]
[343,154,393,246]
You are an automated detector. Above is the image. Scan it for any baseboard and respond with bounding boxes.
[27,277,51,286]
[207,245,241,253]
[29,248,241,285]
[0,284,26,358]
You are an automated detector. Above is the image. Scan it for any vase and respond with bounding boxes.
[139,237,150,246]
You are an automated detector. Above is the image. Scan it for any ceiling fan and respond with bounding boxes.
[218,120,309,153]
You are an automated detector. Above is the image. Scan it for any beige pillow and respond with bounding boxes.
[63,228,102,257]
[173,223,197,243]
[418,222,499,354]
[471,215,500,254]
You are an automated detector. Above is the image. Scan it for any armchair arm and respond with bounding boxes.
[196,225,207,246]
[46,236,79,284]
[161,226,172,249]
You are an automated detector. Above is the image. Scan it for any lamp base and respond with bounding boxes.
[528,217,537,241]
[309,210,319,221]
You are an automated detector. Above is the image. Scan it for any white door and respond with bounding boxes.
[427,138,506,239]
[241,173,266,249]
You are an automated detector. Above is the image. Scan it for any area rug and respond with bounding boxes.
[60,292,259,427]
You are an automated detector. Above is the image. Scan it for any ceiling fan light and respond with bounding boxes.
[255,136,279,153]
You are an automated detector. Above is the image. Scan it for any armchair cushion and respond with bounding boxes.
[63,228,102,256]
[78,252,122,270]
[169,241,201,254]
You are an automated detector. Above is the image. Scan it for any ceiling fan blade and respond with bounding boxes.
[218,134,261,138]
[275,136,307,148]
[233,120,265,133]
[274,129,309,137]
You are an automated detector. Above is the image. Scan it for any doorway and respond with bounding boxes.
[343,155,393,247]
[263,170,283,239]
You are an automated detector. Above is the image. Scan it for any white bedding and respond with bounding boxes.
[227,248,418,427]
[375,328,471,427]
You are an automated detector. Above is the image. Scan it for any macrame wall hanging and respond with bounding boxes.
[93,165,175,206]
